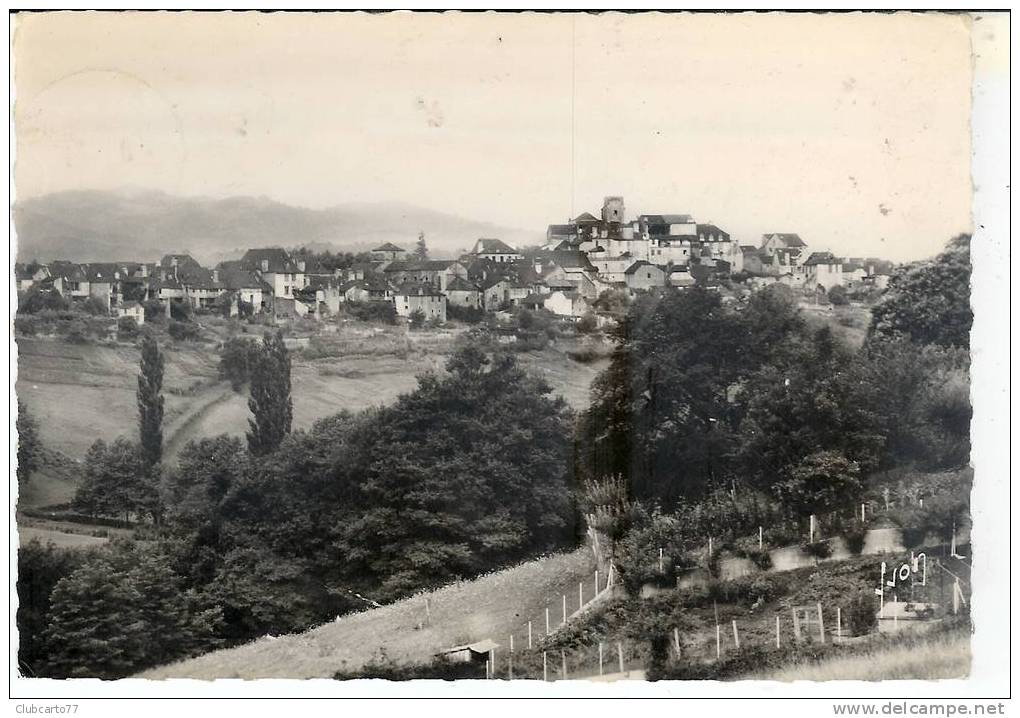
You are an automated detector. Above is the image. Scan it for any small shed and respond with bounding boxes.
[435,639,500,665]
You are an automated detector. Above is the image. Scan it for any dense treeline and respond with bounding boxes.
[578,236,971,508]
[20,346,576,678]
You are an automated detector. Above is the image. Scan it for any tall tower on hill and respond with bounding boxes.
[602,196,625,225]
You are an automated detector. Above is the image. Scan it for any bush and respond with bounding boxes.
[447,305,484,324]
[801,540,833,559]
[219,336,259,390]
[900,525,927,549]
[828,285,849,306]
[344,301,397,325]
[408,308,426,329]
[742,547,773,571]
[143,300,165,321]
[18,287,68,314]
[79,296,109,316]
[169,301,192,322]
[843,591,878,636]
[168,319,201,342]
[62,320,89,345]
[14,315,39,337]
[842,522,868,555]
[117,316,139,339]
[334,654,483,680]
[576,312,598,334]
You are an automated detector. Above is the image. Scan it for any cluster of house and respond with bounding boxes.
[545,196,895,297]
[13,250,347,325]
[14,195,896,327]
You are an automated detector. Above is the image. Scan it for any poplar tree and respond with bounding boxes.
[16,401,40,484]
[137,334,165,470]
[414,230,429,260]
[247,330,293,456]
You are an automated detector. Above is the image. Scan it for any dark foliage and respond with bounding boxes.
[168,318,201,341]
[344,300,397,324]
[246,330,293,456]
[117,315,139,339]
[870,235,971,349]
[334,655,483,681]
[16,541,92,677]
[16,401,41,484]
[137,334,165,470]
[219,336,260,391]
[73,438,161,522]
[18,287,69,314]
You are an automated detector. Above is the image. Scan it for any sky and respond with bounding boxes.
[13,11,974,261]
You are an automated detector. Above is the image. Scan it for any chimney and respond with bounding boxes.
[261,259,269,272]
[534,258,542,275]
[212,269,219,284]
[297,260,306,272]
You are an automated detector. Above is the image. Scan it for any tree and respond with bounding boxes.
[870,235,971,349]
[117,315,139,339]
[17,540,89,677]
[247,330,293,456]
[414,230,429,261]
[334,348,576,600]
[137,334,165,470]
[408,308,426,329]
[16,401,41,484]
[219,336,259,391]
[828,284,849,306]
[775,450,863,518]
[18,286,68,314]
[42,543,221,679]
[73,438,159,521]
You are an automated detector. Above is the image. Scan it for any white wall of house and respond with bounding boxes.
[809,263,844,290]
[395,293,447,322]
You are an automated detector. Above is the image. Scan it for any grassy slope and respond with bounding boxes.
[141,547,597,679]
[15,331,604,511]
[756,631,971,681]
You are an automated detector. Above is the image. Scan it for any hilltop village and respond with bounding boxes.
[14,196,895,327]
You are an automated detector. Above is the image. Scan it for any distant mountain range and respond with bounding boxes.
[13,190,541,265]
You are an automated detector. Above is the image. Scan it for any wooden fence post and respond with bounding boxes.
[509,635,514,679]
[732,619,740,649]
[715,624,721,659]
[489,649,495,679]
[561,649,567,679]
[425,597,431,627]
[809,514,816,543]
[837,607,842,639]
[543,651,548,681]
[759,525,763,550]
[659,547,664,573]
[817,602,825,643]
[776,615,781,648]
[598,642,604,676]
[546,607,550,635]
[617,642,624,673]
[792,607,800,641]
[528,621,533,649]
[562,594,567,624]
[595,570,599,597]
[673,627,681,656]
[579,581,584,608]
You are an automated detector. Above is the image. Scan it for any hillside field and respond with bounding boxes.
[14,330,606,512]
[141,547,597,680]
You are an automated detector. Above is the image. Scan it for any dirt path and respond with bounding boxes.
[163,385,238,460]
